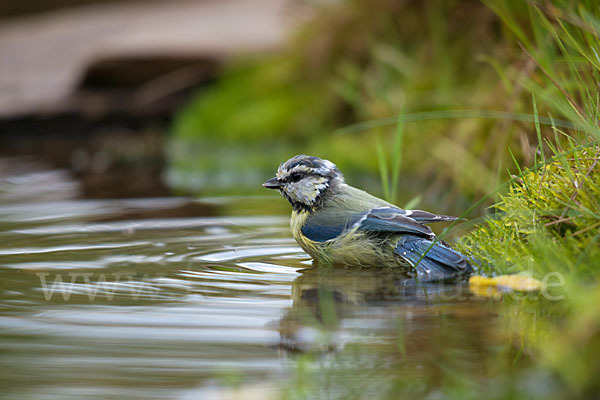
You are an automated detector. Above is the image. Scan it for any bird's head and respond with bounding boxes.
[263,155,344,211]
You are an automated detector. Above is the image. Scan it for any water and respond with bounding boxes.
[0,161,501,399]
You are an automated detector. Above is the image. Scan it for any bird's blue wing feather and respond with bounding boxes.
[395,235,470,281]
[301,221,348,242]
[301,207,435,242]
[301,210,364,242]
[396,235,465,267]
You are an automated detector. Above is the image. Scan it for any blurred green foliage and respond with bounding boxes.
[169,0,520,211]
[173,60,333,143]
[169,0,596,214]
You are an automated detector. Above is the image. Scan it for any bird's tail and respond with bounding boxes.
[395,235,472,282]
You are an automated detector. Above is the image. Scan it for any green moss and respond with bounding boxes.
[459,145,600,279]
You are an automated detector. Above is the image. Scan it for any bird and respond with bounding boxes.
[263,154,472,281]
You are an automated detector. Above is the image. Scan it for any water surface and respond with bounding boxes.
[0,162,501,399]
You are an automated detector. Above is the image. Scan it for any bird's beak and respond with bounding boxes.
[262,177,282,189]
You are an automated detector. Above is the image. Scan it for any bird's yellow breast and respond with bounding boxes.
[290,210,317,256]
[290,210,394,266]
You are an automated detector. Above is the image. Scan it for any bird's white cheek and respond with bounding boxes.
[286,178,328,205]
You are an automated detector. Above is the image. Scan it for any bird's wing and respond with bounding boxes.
[301,207,434,242]
[330,186,460,224]
[400,209,460,224]
[355,207,433,236]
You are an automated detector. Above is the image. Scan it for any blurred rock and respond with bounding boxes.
[0,0,295,118]
[0,0,142,18]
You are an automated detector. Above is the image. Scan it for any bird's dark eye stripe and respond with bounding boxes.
[288,172,303,182]
[283,171,328,183]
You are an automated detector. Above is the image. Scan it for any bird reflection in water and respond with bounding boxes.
[276,262,500,386]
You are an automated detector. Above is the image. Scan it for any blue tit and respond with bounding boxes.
[263,154,471,281]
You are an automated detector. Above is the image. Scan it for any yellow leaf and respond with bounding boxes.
[469,274,543,298]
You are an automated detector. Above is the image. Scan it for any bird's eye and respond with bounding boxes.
[289,172,303,182]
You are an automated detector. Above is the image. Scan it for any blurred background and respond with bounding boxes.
[0,0,551,215]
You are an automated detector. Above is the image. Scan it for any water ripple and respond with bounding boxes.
[196,246,303,262]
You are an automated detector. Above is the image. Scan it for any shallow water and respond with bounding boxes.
[0,162,501,399]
